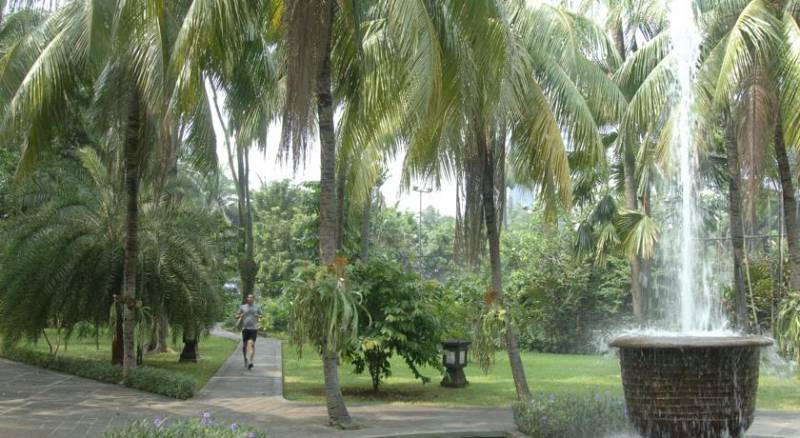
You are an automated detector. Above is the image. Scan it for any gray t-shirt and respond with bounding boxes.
[238,304,262,330]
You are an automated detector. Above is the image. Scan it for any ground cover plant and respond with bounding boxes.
[105,413,267,437]
[512,392,632,438]
[0,329,236,394]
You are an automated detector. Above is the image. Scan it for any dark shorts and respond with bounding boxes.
[242,329,257,344]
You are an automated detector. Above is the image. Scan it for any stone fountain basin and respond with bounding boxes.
[610,335,772,438]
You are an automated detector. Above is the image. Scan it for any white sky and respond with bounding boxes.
[208,95,458,217]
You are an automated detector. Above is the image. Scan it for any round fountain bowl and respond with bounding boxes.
[610,335,772,438]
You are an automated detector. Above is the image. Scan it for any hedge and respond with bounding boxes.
[106,413,267,437]
[1,348,196,399]
[512,392,631,438]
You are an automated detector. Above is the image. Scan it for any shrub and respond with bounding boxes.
[105,413,266,437]
[127,367,196,399]
[502,223,631,354]
[0,348,195,399]
[512,392,631,438]
[346,256,444,391]
[257,295,291,334]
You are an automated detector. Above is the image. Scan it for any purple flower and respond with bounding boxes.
[230,423,239,432]
[248,432,256,438]
[152,416,165,428]
[594,394,602,401]
[201,412,211,426]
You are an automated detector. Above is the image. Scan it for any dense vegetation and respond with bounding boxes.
[0,0,800,431]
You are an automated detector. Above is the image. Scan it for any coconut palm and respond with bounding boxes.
[1,0,219,377]
[384,0,623,400]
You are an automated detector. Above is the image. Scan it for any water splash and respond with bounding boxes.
[667,0,728,332]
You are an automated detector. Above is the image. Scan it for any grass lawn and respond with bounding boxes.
[3,330,237,390]
[282,343,800,410]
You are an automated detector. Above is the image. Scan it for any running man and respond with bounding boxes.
[235,294,262,369]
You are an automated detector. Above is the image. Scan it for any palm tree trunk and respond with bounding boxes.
[179,324,198,362]
[111,302,124,365]
[624,161,645,323]
[122,90,141,379]
[454,170,465,264]
[775,116,800,291]
[726,120,752,332]
[495,137,507,230]
[465,143,484,269]
[317,2,352,426]
[479,126,531,400]
[336,161,347,251]
[360,190,371,261]
[614,23,646,323]
[147,310,168,353]
[236,143,258,301]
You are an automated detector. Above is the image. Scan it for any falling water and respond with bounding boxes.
[668,0,727,333]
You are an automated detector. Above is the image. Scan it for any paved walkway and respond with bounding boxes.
[0,330,798,437]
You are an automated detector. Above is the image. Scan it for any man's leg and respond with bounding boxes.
[247,331,257,369]
[242,330,249,367]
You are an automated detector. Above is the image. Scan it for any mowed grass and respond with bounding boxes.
[282,343,800,410]
[4,330,237,390]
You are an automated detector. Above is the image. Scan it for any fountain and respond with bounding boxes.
[610,1,773,437]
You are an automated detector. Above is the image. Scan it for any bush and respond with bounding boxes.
[126,367,196,399]
[346,256,444,391]
[257,294,291,334]
[502,223,631,354]
[512,392,631,438]
[0,348,195,399]
[105,413,266,437]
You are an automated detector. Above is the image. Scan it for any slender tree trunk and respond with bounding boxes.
[122,90,141,379]
[360,190,371,261]
[336,161,347,251]
[775,116,800,291]
[465,142,484,269]
[624,161,645,323]
[210,85,257,303]
[147,310,168,353]
[479,125,531,400]
[179,325,198,362]
[454,170,465,264]
[156,313,169,353]
[317,2,352,427]
[614,19,645,323]
[111,303,123,365]
[640,188,653,314]
[495,137,507,231]
[237,143,258,302]
[726,120,752,332]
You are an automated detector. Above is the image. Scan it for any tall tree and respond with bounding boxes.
[392,1,622,400]
[2,0,219,376]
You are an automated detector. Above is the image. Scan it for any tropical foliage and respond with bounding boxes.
[346,256,443,391]
[3,0,800,429]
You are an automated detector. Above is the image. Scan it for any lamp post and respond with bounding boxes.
[440,340,470,387]
[412,185,432,273]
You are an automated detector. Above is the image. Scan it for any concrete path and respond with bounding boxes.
[0,329,798,437]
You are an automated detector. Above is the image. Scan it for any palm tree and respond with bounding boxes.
[388,1,622,400]
[693,0,800,326]
[2,0,218,377]
[205,30,280,303]
[609,0,789,330]
[0,148,223,357]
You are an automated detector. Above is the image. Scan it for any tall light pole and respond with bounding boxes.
[412,185,432,273]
